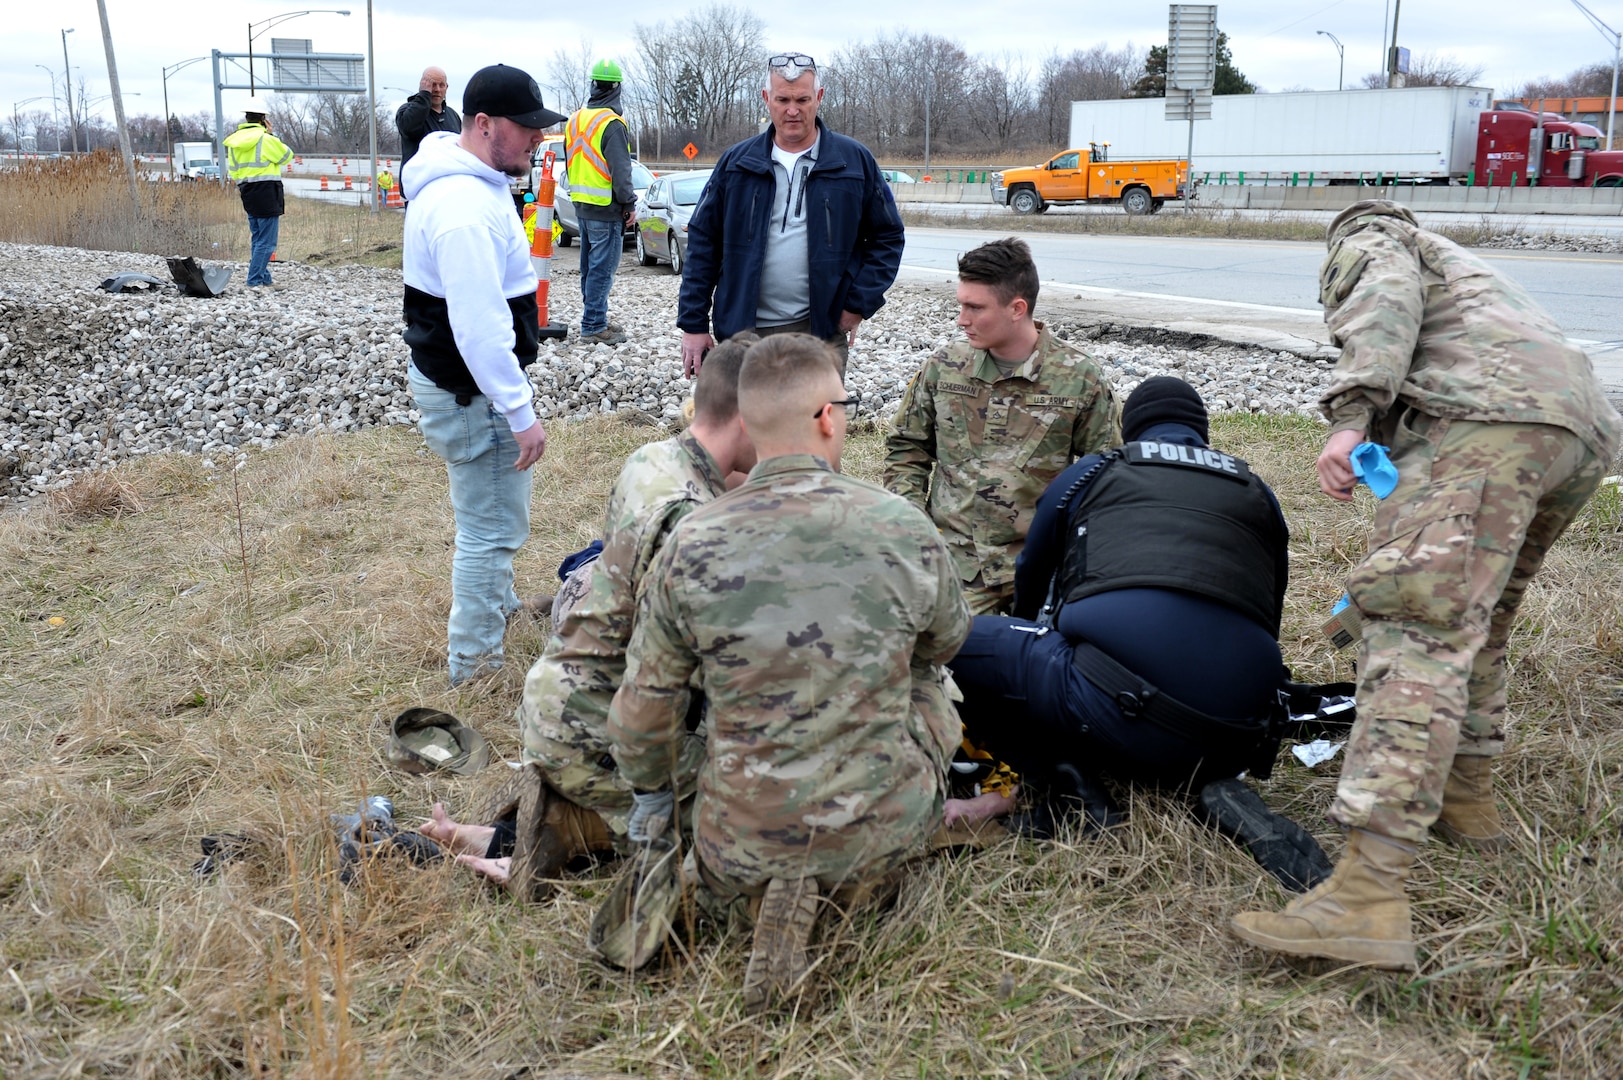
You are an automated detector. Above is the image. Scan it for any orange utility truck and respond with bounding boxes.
[991,143,1190,215]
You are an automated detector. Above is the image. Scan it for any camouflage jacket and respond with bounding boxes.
[517,432,727,783]
[882,323,1121,588]
[1319,202,1621,458]
[608,454,972,891]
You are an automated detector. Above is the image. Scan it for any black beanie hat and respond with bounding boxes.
[1121,376,1209,442]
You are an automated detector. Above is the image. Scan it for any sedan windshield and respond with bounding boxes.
[631,161,656,187]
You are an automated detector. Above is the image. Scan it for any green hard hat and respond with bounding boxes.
[591,59,623,83]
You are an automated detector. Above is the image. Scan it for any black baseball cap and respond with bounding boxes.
[463,64,568,129]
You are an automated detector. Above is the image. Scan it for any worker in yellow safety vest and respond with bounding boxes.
[566,59,636,346]
[223,96,294,288]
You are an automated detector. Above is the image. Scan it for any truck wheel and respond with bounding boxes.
[1122,187,1152,215]
[1149,199,1165,214]
[1010,188,1043,215]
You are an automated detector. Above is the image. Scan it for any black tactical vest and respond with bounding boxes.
[1057,440,1284,634]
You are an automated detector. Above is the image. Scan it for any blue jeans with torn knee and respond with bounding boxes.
[407,364,532,683]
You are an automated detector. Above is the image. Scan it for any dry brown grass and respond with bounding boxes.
[1,414,1619,1079]
[0,154,404,268]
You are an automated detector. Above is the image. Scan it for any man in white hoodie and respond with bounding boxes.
[401,64,568,685]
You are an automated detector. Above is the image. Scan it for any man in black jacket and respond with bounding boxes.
[397,66,462,171]
[948,377,1331,890]
[676,53,903,378]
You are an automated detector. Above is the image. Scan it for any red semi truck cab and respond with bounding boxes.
[1475,109,1623,187]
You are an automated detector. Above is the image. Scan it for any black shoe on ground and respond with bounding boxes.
[1008,764,1127,840]
[1196,777,1333,892]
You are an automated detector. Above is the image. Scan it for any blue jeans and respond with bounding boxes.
[407,364,532,683]
[577,216,621,335]
[247,215,280,286]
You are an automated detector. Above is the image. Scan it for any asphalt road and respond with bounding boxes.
[904,200,1623,237]
[899,228,1623,383]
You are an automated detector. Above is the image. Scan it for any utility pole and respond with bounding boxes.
[1388,0,1405,88]
[94,0,139,201]
[1569,0,1621,149]
[366,0,378,213]
[61,28,77,154]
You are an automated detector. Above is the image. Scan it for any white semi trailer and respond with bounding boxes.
[1069,86,1494,183]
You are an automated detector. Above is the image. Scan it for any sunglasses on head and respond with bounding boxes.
[769,53,817,70]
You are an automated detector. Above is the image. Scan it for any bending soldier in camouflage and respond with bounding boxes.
[472,336,759,894]
[884,237,1120,615]
[1233,199,1622,971]
[608,334,972,1013]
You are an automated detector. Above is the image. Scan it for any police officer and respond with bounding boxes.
[948,377,1330,889]
[567,59,636,346]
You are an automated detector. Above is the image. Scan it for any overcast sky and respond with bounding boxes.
[5,0,1618,134]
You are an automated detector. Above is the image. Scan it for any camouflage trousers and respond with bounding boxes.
[961,574,1014,617]
[1331,414,1605,844]
[515,560,705,838]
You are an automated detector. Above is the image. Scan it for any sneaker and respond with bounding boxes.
[580,327,628,346]
[1197,777,1333,892]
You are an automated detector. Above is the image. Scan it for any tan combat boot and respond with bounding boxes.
[1431,755,1506,851]
[1230,829,1418,971]
[742,877,822,1015]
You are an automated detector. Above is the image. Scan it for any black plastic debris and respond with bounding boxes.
[166,256,233,298]
[98,272,169,293]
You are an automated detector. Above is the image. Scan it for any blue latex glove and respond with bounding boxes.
[627,789,675,843]
[1332,593,1351,614]
[1350,442,1398,499]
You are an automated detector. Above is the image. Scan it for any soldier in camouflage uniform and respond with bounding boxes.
[609,334,971,1013]
[1233,200,1622,971]
[504,335,758,883]
[884,237,1120,616]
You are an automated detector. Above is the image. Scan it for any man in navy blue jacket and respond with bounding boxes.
[677,53,904,378]
[949,377,1332,890]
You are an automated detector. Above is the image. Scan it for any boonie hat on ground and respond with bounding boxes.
[388,707,490,775]
[463,64,568,129]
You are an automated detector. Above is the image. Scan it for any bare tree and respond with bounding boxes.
[1357,52,1486,89]
[966,53,1033,151]
[543,40,598,116]
[1512,62,1617,99]
[630,4,765,154]
[1036,43,1145,144]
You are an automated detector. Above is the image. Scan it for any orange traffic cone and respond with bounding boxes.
[320,175,329,190]
[529,154,566,341]
[343,176,353,190]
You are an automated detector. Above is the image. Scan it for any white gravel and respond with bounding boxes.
[0,241,1339,501]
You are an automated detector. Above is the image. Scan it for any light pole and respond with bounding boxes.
[34,66,64,152]
[163,56,209,178]
[1316,31,1345,91]
[61,28,77,155]
[247,9,351,93]
[1570,0,1621,149]
[11,97,50,158]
